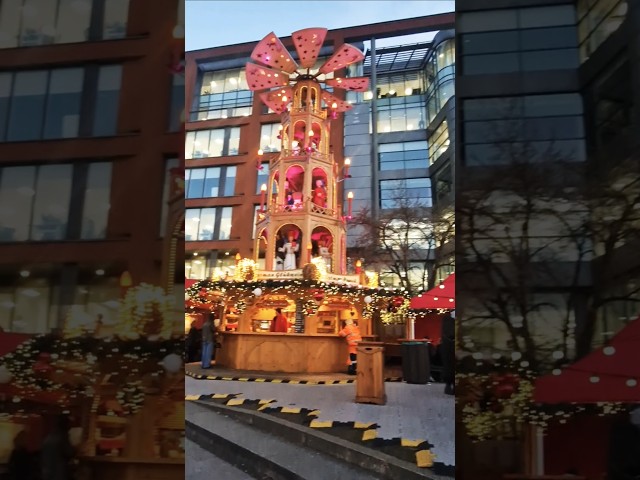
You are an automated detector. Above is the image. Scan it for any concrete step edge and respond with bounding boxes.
[186,419,303,480]
[193,399,445,480]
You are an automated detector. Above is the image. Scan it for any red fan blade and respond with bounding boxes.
[245,63,290,91]
[325,77,369,92]
[259,87,293,114]
[291,28,328,69]
[251,32,299,74]
[319,43,365,75]
[321,90,352,113]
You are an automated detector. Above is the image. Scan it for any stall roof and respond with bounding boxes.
[534,314,640,403]
[410,273,455,310]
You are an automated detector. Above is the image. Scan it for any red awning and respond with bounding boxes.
[185,278,199,289]
[0,332,32,357]
[410,273,455,310]
[534,315,640,403]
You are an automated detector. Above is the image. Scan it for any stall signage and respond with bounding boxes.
[256,270,304,280]
[325,274,361,286]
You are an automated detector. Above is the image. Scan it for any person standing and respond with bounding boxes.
[270,308,289,333]
[7,431,35,480]
[41,415,75,480]
[339,318,362,375]
[185,320,200,363]
[440,310,455,395]
[201,314,216,369]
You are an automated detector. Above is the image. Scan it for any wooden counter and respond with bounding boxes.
[217,332,349,373]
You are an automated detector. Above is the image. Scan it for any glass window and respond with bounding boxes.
[260,124,281,152]
[44,68,83,139]
[103,0,129,39]
[518,5,576,28]
[458,9,518,33]
[379,141,428,171]
[193,67,253,121]
[0,166,36,242]
[0,0,130,48]
[256,162,269,194]
[185,207,234,241]
[7,70,47,141]
[377,97,426,133]
[463,53,519,75]
[224,166,236,196]
[186,167,236,198]
[31,164,73,241]
[81,162,111,239]
[380,178,432,209]
[577,0,627,62]
[185,127,241,159]
[93,65,122,136]
[0,74,11,140]
[428,121,450,165]
[461,31,518,55]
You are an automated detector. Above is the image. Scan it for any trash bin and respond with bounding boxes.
[401,340,430,384]
[355,342,386,405]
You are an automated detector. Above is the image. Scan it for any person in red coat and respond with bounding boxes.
[270,308,289,333]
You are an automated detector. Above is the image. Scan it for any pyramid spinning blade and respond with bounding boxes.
[321,91,352,113]
[259,87,293,114]
[251,32,298,74]
[245,63,290,91]
[326,77,369,92]
[319,44,365,75]
[291,28,328,69]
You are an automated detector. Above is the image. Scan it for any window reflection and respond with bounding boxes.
[379,141,428,171]
[0,0,130,49]
[31,165,73,241]
[428,121,450,165]
[185,166,236,198]
[81,162,112,240]
[185,207,233,241]
[260,124,281,152]
[577,0,627,62]
[186,127,240,159]
[193,68,253,121]
[380,178,432,209]
[93,65,122,136]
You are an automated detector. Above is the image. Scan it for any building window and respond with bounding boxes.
[460,5,579,74]
[256,162,269,194]
[185,127,240,159]
[376,71,423,99]
[160,158,180,236]
[379,141,428,171]
[185,251,238,280]
[434,164,453,204]
[169,73,184,132]
[463,93,586,165]
[577,0,628,62]
[0,162,112,242]
[185,207,233,241]
[428,120,450,165]
[376,96,426,133]
[380,178,432,209]
[191,68,252,121]
[0,65,122,142]
[185,166,236,198]
[0,0,130,49]
[425,39,455,123]
[260,124,281,152]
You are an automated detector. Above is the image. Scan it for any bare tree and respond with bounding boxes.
[350,190,454,297]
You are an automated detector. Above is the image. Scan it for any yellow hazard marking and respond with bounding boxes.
[354,422,374,429]
[255,378,266,382]
[259,399,275,405]
[310,420,333,428]
[212,394,229,399]
[288,380,300,384]
[258,403,271,411]
[237,378,249,382]
[401,439,424,447]
[307,410,321,417]
[185,395,200,401]
[416,450,435,468]
[271,379,283,383]
[338,380,349,384]
[221,377,234,381]
[307,381,318,385]
[226,398,245,406]
[362,429,377,441]
[280,407,301,414]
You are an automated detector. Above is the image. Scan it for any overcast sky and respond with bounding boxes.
[186,0,455,51]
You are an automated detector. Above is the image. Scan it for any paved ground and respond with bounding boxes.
[185,374,455,467]
[186,362,404,381]
[185,438,255,480]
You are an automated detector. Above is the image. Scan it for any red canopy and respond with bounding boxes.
[410,273,455,310]
[0,332,32,357]
[534,315,640,403]
[185,278,198,289]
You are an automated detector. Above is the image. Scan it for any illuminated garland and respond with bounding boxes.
[380,298,415,325]
[118,283,175,340]
[457,360,628,442]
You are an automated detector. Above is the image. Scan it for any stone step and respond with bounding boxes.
[187,401,384,480]
[185,438,255,480]
[187,399,445,480]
